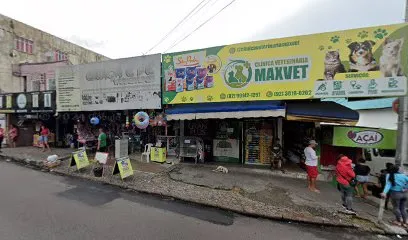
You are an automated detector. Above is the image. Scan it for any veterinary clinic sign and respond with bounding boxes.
[162,23,408,104]
[332,127,396,149]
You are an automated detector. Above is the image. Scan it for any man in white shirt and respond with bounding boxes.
[304,140,319,193]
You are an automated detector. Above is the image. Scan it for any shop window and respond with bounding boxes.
[372,148,379,157]
[47,78,56,90]
[32,80,40,91]
[363,149,372,161]
[55,51,67,61]
[379,149,396,158]
[15,37,33,54]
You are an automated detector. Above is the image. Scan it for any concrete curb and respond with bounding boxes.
[0,154,402,235]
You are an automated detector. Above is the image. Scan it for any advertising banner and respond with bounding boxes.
[112,157,134,179]
[162,23,408,104]
[70,149,90,170]
[56,54,161,112]
[0,91,56,113]
[332,126,396,149]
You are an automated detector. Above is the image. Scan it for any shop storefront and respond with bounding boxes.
[0,91,56,147]
[161,23,408,167]
[321,126,396,176]
[55,54,162,154]
[165,101,285,164]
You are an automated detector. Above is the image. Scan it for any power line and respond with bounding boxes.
[164,0,217,51]
[143,0,207,55]
[164,0,237,53]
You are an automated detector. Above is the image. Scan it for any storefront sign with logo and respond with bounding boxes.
[162,23,408,104]
[0,91,56,113]
[332,127,396,149]
[56,54,161,112]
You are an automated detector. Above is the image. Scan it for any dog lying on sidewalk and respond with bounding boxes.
[212,166,229,174]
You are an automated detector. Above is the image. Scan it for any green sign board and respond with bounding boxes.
[332,127,396,150]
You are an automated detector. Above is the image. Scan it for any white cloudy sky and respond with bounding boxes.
[1,0,405,59]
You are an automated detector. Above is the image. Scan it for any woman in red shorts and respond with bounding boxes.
[304,140,319,193]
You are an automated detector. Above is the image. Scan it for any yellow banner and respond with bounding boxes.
[162,23,408,104]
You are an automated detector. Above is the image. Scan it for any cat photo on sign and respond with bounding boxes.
[380,38,404,77]
[324,50,346,80]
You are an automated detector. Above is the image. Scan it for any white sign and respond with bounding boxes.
[213,139,239,159]
[313,77,407,98]
[95,152,109,164]
[16,94,27,109]
[347,130,384,145]
[56,54,162,112]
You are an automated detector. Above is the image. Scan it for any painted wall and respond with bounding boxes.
[19,61,68,91]
[0,14,109,93]
[356,108,398,130]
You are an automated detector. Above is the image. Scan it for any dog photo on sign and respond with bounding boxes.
[347,40,379,72]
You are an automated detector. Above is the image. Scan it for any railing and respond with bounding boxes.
[156,135,204,163]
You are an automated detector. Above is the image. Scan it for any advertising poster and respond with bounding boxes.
[113,157,134,179]
[71,150,90,170]
[213,139,240,163]
[56,54,162,112]
[162,23,408,104]
[332,127,396,149]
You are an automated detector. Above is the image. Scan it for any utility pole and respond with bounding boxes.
[395,0,408,168]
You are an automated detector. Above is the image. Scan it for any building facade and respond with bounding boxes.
[0,13,109,93]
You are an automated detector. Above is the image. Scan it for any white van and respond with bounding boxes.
[363,148,395,182]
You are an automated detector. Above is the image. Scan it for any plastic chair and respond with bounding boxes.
[141,143,153,163]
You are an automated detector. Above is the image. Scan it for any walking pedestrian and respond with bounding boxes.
[381,165,408,227]
[0,124,4,152]
[39,125,51,152]
[336,154,357,215]
[8,124,18,148]
[381,163,394,209]
[97,127,107,152]
[369,163,394,209]
[354,158,371,198]
[304,140,319,193]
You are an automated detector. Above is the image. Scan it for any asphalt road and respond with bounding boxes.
[0,161,391,240]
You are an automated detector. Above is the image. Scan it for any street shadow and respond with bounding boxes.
[121,193,235,226]
[57,176,234,225]
[56,177,121,206]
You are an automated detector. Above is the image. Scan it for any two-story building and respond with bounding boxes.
[0,13,109,146]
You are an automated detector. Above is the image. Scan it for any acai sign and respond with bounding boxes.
[332,127,396,150]
[347,130,384,145]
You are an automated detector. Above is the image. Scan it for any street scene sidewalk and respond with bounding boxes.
[0,147,405,236]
